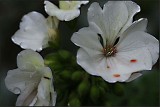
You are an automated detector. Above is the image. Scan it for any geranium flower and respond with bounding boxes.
[5,50,57,106]
[12,11,59,51]
[71,1,159,83]
[44,0,89,21]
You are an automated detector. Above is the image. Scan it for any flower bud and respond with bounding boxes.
[71,71,83,82]
[68,97,81,107]
[44,53,62,70]
[58,50,72,62]
[99,86,106,97]
[77,79,90,97]
[113,83,124,96]
[90,85,100,103]
[71,56,77,67]
[104,101,112,107]
[59,70,72,80]
[99,80,109,92]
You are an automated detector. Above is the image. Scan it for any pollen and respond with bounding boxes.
[102,45,117,57]
[113,74,120,77]
[130,59,137,63]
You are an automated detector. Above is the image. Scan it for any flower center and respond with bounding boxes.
[102,45,117,57]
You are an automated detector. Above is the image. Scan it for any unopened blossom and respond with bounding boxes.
[44,0,89,21]
[12,11,59,51]
[71,1,159,83]
[5,50,57,106]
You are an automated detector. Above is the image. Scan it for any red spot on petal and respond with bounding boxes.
[130,59,137,63]
[113,74,120,77]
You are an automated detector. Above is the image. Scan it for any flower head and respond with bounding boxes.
[5,50,57,106]
[71,1,159,83]
[44,1,89,21]
[12,11,59,51]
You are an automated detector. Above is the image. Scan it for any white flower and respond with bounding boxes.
[44,1,89,21]
[12,11,59,51]
[71,1,159,83]
[5,50,57,106]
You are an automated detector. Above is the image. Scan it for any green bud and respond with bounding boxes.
[69,92,77,101]
[104,101,112,107]
[71,71,83,82]
[44,53,63,70]
[68,98,81,107]
[59,70,72,80]
[78,80,90,97]
[56,89,63,101]
[99,80,109,92]
[113,83,124,96]
[44,53,59,64]
[90,85,100,103]
[71,56,77,67]
[58,50,72,62]
[99,86,106,97]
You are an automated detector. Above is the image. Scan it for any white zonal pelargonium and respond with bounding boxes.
[12,11,59,51]
[71,1,159,83]
[44,0,89,21]
[5,50,57,106]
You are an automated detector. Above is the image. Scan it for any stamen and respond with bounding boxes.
[102,45,117,57]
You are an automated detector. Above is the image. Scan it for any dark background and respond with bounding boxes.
[0,0,159,106]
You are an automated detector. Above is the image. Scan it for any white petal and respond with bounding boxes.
[44,1,80,21]
[29,97,38,106]
[12,11,48,51]
[77,48,152,83]
[88,1,141,45]
[86,48,152,83]
[51,91,57,106]
[100,71,131,83]
[16,84,37,106]
[54,9,80,21]
[71,27,103,57]
[17,50,44,71]
[117,31,159,65]
[5,69,41,95]
[88,2,106,45]
[115,47,152,73]
[77,48,140,83]
[126,72,142,82]
[77,48,101,76]
[120,1,140,33]
[34,67,56,106]
[80,1,89,5]
[118,18,148,44]
[47,67,57,106]
[92,56,132,83]
[103,1,129,45]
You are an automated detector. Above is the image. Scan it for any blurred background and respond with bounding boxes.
[0,0,159,106]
